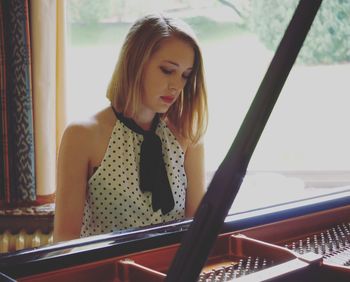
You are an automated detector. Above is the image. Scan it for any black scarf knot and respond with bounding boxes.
[112,107,175,215]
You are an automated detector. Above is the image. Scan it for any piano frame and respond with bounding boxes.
[1,189,349,281]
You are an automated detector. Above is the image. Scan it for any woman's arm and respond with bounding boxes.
[184,141,206,217]
[53,124,90,243]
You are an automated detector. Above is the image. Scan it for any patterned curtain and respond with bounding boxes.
[0,0,36,204]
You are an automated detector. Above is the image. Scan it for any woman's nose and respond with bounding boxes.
[168,84,178,92]
[169,77,183,92]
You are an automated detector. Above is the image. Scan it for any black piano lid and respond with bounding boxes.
[165,0,323,281]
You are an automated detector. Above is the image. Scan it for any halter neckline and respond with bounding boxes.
[110,105,175,215]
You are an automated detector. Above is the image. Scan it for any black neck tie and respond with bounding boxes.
[112,107,175,215]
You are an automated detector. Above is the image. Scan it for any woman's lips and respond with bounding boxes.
[160,96,175,104]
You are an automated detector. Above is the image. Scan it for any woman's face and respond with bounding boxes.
[141,37,195,115]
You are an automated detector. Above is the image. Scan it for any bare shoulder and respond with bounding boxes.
[60,107,115,152]
[63,120,94,139]
[63,107,114,137]
[61,118,97,149]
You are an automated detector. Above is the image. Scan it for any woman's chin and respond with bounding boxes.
[156,105,171,114]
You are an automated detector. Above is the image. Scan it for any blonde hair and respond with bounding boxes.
[107,13,208,143]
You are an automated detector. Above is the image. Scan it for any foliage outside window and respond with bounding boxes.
[249,0,350,64]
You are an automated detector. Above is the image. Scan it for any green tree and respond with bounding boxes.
[250,0,350,64]
[68,0,114,23]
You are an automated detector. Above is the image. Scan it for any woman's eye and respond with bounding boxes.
[160,67,172,75]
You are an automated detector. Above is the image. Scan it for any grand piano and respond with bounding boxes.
[1,0,350,281]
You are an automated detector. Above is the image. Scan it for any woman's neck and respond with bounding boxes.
[128,110,156,131]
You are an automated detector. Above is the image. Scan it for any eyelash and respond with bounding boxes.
[160,67,191,80]
[161,67,172,75]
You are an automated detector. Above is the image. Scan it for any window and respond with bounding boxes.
[66,0,350,218]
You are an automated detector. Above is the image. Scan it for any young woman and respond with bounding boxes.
[54,13,208,242]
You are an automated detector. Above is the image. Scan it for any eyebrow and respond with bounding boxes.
[164,60,193,70]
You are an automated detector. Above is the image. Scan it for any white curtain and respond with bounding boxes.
[31,0,67,201]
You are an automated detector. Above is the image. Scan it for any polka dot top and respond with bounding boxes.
[80,117,187,237]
